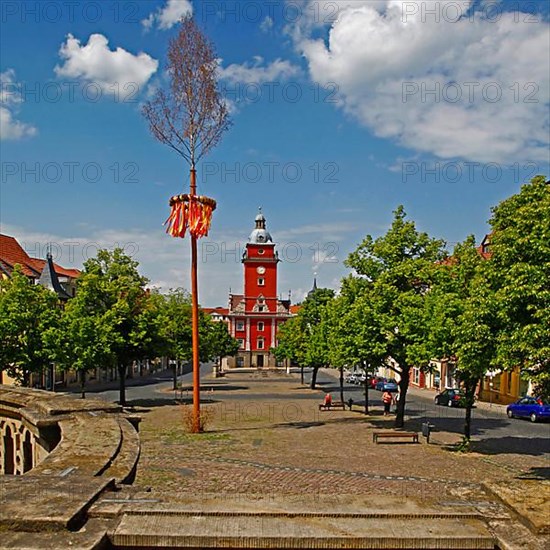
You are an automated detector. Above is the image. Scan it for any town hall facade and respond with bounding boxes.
[223,210,293,369]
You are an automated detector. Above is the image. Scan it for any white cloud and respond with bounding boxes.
[260,15,274,33]
[142,0,193,31]
[291,0,550,163]
[0,69,37,141]
[1,214,359,307]
[218,56,301,86]
[54,34,158,91]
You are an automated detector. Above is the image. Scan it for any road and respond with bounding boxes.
[63,364,213,405]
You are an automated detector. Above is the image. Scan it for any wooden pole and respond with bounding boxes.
[190,168,201,432]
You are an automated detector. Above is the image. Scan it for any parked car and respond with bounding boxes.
[345,373,358,385]
[375,378,399,392]
[435,388,466,407]
[507,397,550,423]
[370,376,384,389]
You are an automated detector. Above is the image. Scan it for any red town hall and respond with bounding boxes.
[224,210,293,369]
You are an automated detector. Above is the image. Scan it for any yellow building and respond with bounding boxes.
[479,368,531,405]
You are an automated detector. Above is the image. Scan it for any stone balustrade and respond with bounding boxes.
[0,385,140,484]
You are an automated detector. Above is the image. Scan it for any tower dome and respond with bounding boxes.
[249,207,273,244]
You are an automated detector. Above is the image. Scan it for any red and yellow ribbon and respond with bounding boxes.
[164,194,216,239]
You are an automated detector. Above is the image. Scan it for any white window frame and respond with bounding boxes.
[236,320,245,331]
[257,321,264,331]
[257,339,264,349]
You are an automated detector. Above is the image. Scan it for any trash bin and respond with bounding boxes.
[422,422,435,443]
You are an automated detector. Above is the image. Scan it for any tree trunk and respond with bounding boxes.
[463,378,478,441]
[118,364,127,406]
[394,367,410,428]
[79,370,86,399]
[364,378,369,415]
[172,362,178,390]
[300,365,304,385]
[339,367,344,403]
[310,366,319,389]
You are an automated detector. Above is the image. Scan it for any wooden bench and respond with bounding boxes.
[372,431,419,444]
[318,401,346,411]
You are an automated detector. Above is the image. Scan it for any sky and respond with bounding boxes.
[1,0,549,306]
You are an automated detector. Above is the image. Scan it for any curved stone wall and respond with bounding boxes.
[0,385,140,484]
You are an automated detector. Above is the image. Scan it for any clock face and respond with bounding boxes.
[257,266,266,275]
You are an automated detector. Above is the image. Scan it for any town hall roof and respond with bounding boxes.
[248,208,273,244]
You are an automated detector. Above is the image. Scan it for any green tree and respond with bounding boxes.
[80,248,162,406]
[54,272,116,398]
[202,319,240,368]
[346,206,446,427]
[272,316,304,381]
[327,278,387,413]
[489,175,550,398]
[426,236,498,441]
[275,288,334,389]
[299,287,335,389]
[158,288,193,389]
[0,266,61,386]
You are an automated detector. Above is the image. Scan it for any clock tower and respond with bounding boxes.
[226,209,292,369]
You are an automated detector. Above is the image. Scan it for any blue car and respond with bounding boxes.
[375,378,399,392]
[507,397,550,423]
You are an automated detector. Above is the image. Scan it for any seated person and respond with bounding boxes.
[323,393,333,407]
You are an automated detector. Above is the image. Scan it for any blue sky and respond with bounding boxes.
[1,0,549,305]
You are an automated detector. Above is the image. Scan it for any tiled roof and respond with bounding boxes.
[0,234,41,277]
[30,258,80,278]
[0,234,81,279]
[290,304,301,315]
[203,307,229,316]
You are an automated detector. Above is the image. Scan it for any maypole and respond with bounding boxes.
[143,15,231,432]
[164,174,217,430]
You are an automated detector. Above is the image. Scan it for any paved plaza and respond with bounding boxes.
[131,369,549,545]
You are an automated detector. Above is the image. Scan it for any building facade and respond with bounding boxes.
[224,210,292,369]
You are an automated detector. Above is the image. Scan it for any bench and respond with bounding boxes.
[372,431,419,444]
[318,401,346,411]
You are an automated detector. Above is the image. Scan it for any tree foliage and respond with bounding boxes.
[202,318,240,365]
[0,266,61,386]
[274,287,334,388]
[76,248,161,405]
[345,206,446,427]
[426,236,498,440]
[489,175,550,397]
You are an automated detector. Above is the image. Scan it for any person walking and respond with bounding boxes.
[382,390,392,416]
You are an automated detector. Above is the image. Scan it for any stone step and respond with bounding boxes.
[0,475,114,531]
[110,511,495,549]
